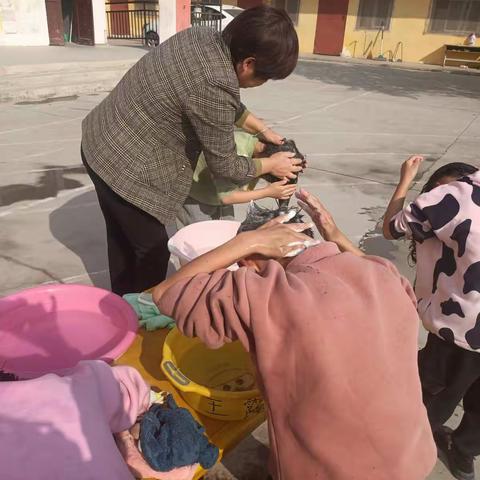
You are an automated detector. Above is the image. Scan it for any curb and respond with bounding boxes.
[298,55,480,77]
[0,60,137,103]
[0,59,138,76]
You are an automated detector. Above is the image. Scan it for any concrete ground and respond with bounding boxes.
[1,58,480,479]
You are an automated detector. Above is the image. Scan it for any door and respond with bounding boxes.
[72,0,95,45]
[314,0,349,56]
[45,0,65,45]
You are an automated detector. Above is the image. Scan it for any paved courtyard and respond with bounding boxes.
[1,58,479,479]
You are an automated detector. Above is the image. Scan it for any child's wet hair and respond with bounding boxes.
[238,202,314,238]
[409,162,478,264]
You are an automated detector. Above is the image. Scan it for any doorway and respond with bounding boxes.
[45,0,65,45]
[45,0,95,46]
[72,0,95,45]
[313,0,349,56]
[62,0,74,42]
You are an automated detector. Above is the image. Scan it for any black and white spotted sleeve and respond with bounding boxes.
[390,183,466,244]
[389,200,434,242]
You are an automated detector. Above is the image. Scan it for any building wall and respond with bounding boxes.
[0,0,49,45]
[92,0,106,44]
[296,0,318,54]
[289,0,476,64]
[343,0,476,65]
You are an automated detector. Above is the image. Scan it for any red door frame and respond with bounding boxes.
[237,0,262,9]
[72,0,95,45]
[45,0,65,45]
[314,0,349,56]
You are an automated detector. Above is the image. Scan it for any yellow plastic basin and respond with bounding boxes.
[161,328,264,421]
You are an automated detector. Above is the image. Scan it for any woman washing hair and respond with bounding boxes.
[81,6,302,295]
[152,190,436,480]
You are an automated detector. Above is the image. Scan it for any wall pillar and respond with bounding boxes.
[92,0,107,44]
[159,0,191,44]
[176,0,191,32]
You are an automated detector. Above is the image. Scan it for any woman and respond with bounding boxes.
[151,191,436,480]
[81,6,301,295]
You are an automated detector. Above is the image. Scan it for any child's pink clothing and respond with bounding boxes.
[159,243,436,480]
[0,361,148,480]
[390,171,480,351]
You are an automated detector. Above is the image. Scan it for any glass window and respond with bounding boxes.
[429,0,480,34]
[271,0,300,25]
[356,0,395,30]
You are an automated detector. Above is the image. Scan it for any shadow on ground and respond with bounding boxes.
[49,190,176,289]
[295,60,480,100]
[49,190,110,288]
[206,433,270,480]
[0,165,85,207]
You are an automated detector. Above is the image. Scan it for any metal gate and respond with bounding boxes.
[191,0,223,31]
[106,1,159,42]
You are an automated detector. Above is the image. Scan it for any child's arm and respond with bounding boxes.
[296,189,365,256]
[239,111,284,145]
[152,220,313,304]
[221,179,297,205]
[383,155,424,240]
[152,220,314,349]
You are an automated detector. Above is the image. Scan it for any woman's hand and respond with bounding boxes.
[295,189,340,242]
[400,155,424,186]
[259,127,284,145]
[263,151,303,180]
[245,215,317,258]
[295,189,364,256]
[264,179,297,200]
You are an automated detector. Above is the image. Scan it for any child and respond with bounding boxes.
[177,132,298,226]
[383,157,480,480]
[153,189,436,480]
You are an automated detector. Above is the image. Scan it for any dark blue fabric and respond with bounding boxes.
[139,395,219,471]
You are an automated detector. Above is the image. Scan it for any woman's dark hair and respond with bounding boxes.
[222,5,299,80]
[409,162,478,264]
[238,202,314,238]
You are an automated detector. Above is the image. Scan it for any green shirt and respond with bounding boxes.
[189,132,259,206]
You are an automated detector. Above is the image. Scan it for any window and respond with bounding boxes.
[271,0,300,25]
[356,0,394,30]
[429,0,480,34]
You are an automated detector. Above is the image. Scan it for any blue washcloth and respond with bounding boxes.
[123,293,175,331]
[140,395,219,471]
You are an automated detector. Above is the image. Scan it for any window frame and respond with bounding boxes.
[355,0,395,31]
[427,0,480,35]
[271,0,300,26]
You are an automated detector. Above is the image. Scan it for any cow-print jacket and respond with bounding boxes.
[390,171,480,352]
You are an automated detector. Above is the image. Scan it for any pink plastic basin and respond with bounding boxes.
[168,220,241,270]
[0,284,138,378]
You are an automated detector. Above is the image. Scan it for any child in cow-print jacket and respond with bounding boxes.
[384,156,480,480]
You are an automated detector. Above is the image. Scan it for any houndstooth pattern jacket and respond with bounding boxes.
[81,27,257,224]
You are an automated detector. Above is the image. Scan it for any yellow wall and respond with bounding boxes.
[293,0,478,65]
[295,0,319,54]
[343,0,477,65]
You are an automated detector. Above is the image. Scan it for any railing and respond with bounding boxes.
[191,4,223,31]
[106,1,159,41]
